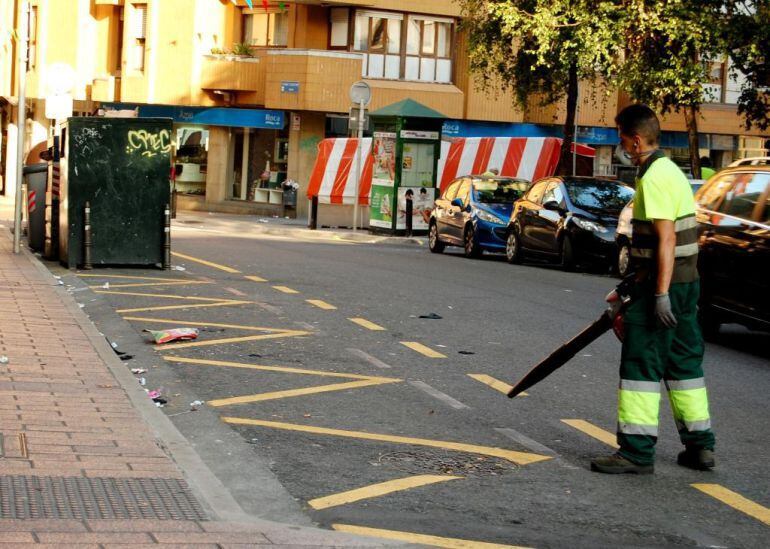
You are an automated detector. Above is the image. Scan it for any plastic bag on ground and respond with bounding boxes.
[143,328,199,344]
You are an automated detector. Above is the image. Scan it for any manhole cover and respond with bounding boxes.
[376,451,517,476]
[0,476,208,520]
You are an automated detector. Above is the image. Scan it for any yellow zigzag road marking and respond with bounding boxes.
[349,317,386,331]
[95,290,251,314]
[244,275,268,283]
[163,356,400,406]
[692,484,770,526]
[221,418,552,466]
[90,280,213,289]
[123,318,310,350]
[273,285,299,294]
[401,341,446,358]
[562,419,619,449]
[468,374,528,397]
[306,299,337,310]
[171,251,241,273]
[332,524,532,549]
[79,274,195,281]
[309,475,461,510]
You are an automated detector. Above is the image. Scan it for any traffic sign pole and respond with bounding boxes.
[13,2,29,254]
[353,99,365,231]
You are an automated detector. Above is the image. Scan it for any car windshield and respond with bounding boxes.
[565,180,634,214]
[472,179,529,204]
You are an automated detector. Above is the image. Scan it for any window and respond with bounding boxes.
[243,11,289,47]
[129,3,147,71]
[329,8,349,48]
[526,181,548,204]
[353,11,403,79]
[406,15,453,83]
[456,179,472,205]
[715,173,770,222]
[28,6,38,69]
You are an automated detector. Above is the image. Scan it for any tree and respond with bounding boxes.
[459,0,623,175]
[723,1,770,132]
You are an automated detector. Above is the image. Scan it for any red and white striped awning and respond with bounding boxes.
[307,136,595,204]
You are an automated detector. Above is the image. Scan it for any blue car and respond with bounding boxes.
[429,176,530,257]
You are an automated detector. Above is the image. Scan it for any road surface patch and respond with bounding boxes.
[273,285,300,294]
[347,348,392,369]
[164,356,401,406]
[122,318,310,350]
[468,374,528,397]
[225,287,248,297]
[331,524,532,548]
[691,484,770,526]
[349,317,386,331]
[308,474,461,510]
[244,275,268,283]
[306,299,337,310]
[401,341,446,358]
[220,418,552,466]
[561,419,619,449]
[170,251,241,273]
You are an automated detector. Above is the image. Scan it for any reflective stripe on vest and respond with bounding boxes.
[618,379,661,436]
[630,213,699,282]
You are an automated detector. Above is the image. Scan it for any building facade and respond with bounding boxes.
[1,0,767,220]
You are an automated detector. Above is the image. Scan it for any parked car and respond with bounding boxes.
[728,156,770,167]
[428,176,530,257]
[505,177,634,269]
[694,165,770,337]
[615,181,704,277]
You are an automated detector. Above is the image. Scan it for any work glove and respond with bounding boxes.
[605,289,622,319]
[654,293,677,328]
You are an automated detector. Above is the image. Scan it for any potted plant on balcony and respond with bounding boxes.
[231,42,253,58]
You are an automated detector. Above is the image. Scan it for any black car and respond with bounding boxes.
[505,176,634,270]
[694,165,770,337]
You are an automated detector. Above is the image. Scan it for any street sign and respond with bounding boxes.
[281,81,300,93]
[348,107,369,131]
[349,81,371,107]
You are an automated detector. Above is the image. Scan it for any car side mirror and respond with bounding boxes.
[451,198,464,208]
[543,200,563,213]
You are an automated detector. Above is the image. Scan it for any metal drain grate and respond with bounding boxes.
[0,476,208,520]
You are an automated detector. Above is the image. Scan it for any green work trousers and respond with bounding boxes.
[617,279,716,465]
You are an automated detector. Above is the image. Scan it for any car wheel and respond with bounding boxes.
[464,226,481,258]
[560,235,576,271]
[698,306,721,342]
[428,222,444,254]
[617,242,631,278]
[506,229,521,264]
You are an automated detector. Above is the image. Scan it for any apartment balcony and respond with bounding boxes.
[200,54,267,102]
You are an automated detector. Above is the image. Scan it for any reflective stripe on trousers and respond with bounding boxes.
[665,377,712,433]
[618,379,660,436]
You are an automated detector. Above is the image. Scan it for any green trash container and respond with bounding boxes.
[58,117,172,268]
[24,163,48,252]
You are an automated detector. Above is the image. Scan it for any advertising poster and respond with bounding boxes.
[372,132,397,186]
[396,186,436,231]
[369,184,394,229]
[400,142,435,187]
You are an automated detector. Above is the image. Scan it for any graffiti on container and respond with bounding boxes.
[126,129,172,158]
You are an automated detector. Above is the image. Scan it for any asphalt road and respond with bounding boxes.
[59,220,769,549]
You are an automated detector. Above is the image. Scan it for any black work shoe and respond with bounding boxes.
[590,453,654,475]
[677,448,715,470]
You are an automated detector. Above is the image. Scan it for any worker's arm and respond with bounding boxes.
[653,218,677,327]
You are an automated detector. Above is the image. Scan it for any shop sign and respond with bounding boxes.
[400,130,439,140]
[281,81,300,93]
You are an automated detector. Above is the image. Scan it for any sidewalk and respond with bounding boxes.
[0,225,409,547]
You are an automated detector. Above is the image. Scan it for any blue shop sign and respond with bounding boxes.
[102,103,285,129]
[281,81,300,93]
[442,120,619,144]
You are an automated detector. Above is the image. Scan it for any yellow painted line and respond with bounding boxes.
[208,379,398,407]
[273,285,299,294]
[349,317,386,331]
[171,251,241,273]
[401,341,446,358]
[692,484,770,526]
[89,280,212,289]
[307,299,337,310]
[244,275,268,283]
[95,290,239,302]
[124,318,300,332]
[309,475,461,510]
[153,331,309,350]
[163,356,398,381]
[221,418,551,466]
[79,274,193,281]
[468,374,528,397]
[117,300,250,314]
[561,419,619,449]
[332,524,532,548]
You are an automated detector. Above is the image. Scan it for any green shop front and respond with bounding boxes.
[368,100,445,235]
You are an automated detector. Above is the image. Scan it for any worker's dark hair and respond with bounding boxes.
[700,156,712,168]
[615,104,660,145]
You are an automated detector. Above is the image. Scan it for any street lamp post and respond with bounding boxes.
[349,81,371,231]
[13,2,29,254]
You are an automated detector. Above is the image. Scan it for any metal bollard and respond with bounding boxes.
[83,201,93,270]
[309,195,318,230]
[163,203,171,270]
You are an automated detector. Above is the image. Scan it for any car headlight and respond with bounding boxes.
[572,217,608,233]
[474,208,505,225]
